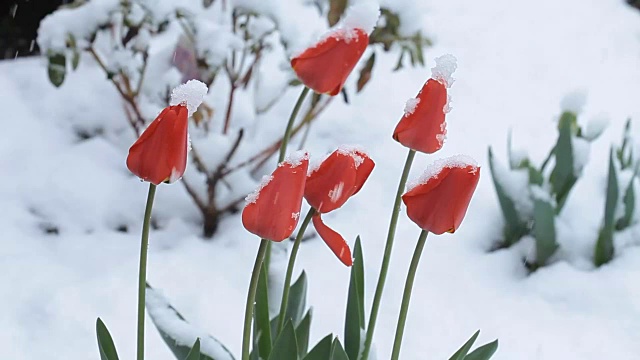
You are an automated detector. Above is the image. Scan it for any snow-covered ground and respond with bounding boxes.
[3,0,640,359]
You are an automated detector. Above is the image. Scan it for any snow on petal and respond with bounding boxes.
[170,80,209,116]
[245,175,273,204]
[340,0,381,34]
[406,155,478,192]
[431,54,457,88]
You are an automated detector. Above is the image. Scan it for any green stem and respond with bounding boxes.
[276,208,316,334]
[241,239,269,360]
[278,86,310,162]
[361,149,416,360]
[137,183,157,360]
[390,230,429,360]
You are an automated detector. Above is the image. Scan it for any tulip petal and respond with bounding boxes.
[242,156,309,241]
[402,164,480,235]
[352,151,375,195]
[312,214,353,266]
[126,105,189,185]
[305,151,358,213]
[291,29,369,96]
[393,79,448,154]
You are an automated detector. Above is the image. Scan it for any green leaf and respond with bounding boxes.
[303,334,333,360]
[617,118,633,170]
[595,148,618,266]
[295,310,312,358]
[185,339,201,360]
[465,339,498,360]
[47,51,66,87]
[550,111,579,212]
[345,237,365,360]
[448,330,480,360]
[532,196,558,267]
[286,271,308,327]
[145,284,235,360]
[330,338,349,360]
[255,263,272,357]
[96,318,120,360]
[268,320,298,360]
[616,165,637,231]
[71,49,81,70]
[488,147,529,246]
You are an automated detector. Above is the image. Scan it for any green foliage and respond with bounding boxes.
[344,237,365,360]
[550,111,578,213]
[295,310,312,358]
[96,318,120,360]
[448,330,498,360]
[329,338,349,360]
[185,339,201,360]
[448,330,479,360]
[616,119,634,170]
[595,149,619,266]
[286,272,309,326]
[303,334,333,360]
[255,263,272,358]
[47,51,66,88]
[531,196,559,268]
[268,320,298,360]
[616,168,638,230]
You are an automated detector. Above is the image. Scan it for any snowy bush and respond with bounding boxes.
[488,92,606,270]
[37,0,431,238]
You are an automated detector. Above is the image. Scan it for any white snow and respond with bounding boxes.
[403,97,420,116]
[583,114,609,141]
[337,145,367,168]
[430,54,457,88]
[170,80,209,117]
[406,155,478,192]
[244,175,273,204]
[340,0,381,35]
[560,89,588,114]
[572,137,591,176]
[490,152,535,219]
[282,150,309,167]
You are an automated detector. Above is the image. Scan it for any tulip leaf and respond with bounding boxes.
[185,339,201,360]
[345,237,365,360]
[464,339,499,360]
[47,51,66,87]
[96,318,120,360]
[616,165,638,231]
[448,330,480,360]
[488,147,529,246]
[550,111,579,213]
[295,310,312,358]
[330,338,349,360]
[532,195,558,268]
[268,320,298,360]
[617,119,634,170]
[286,271,308,327]
[595,148,618,266]
[303,334,333,360]
[357,52,376,93]
[145,284,235,360]
[255,262,272,357]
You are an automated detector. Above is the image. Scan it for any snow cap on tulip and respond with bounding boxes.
[126,80,208,185]
[393,54,457,154]
[291,1,380,96]
[242,151,309,242]
[402,155,479,235]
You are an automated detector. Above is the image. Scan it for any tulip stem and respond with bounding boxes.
[276,208,316,334]
[390,230,429,360]
[136,183,157,360]
[362,148,416,360]
[241,239,269,360]
[279,86,310,163]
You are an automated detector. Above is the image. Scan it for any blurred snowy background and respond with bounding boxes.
[2,0,640,359]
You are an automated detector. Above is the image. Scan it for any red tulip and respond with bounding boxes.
[242,153,309,241]
[393,54,457,154]
[291,29,369,96]
[305,147,375,213]
[402,156,479,235]
[304,147,374,266]
[126,105,189,185]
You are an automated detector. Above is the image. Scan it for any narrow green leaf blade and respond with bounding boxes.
[330,338,349,360]
[448,330,480,360]
[185,339,201,360]
[532,196,559,267]
[303,334,333,360]
[488,147,529,246]
[295,310,312,358]
[145,284,235,360]
[595,148,618,266]
[255,262,272,357]
[464,339,498,360]
[96,318,120,360]
[345,237,365,360]
[286,271,308,326]
[268,320,298,360]
[550,111,578,212]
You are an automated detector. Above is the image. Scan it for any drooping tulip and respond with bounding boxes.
[393,54,457,154]
[402,155,480,235]
[242,152,309,241]
[304,147,375,266]
[126,80,208,185]
[291,2,380,96]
